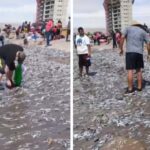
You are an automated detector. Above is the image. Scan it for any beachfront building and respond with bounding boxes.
[36,0,69,27]
[103,0,134,33]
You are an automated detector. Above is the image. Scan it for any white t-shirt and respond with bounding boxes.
[75,35,90,54]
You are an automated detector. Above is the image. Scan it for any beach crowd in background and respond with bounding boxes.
[0,17,70,47]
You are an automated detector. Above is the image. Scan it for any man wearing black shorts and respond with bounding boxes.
[120,22,150,94]
[0,44,26,88]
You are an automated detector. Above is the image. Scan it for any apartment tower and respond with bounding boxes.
[103,0,134,33]
[36,0,69,27]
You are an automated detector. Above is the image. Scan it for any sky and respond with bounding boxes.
[74,0,150,28]
[0,0,71,25]
[0,0,36,24]
[0,0,150,28]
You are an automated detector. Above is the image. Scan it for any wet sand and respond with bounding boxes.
[74,44,150,150]
[0,39,70,150]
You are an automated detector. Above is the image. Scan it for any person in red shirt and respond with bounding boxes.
[45,19,53,46]
[52,26,57,40]
[116,30,122,48]
[57,20,62,39]
[95,32,101,45]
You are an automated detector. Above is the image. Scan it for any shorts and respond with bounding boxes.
[78,54,91,67]
[8,63,15,71]
[126,52,144,70]
[56,29,60,35]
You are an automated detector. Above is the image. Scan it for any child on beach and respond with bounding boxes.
[75,27,91,77]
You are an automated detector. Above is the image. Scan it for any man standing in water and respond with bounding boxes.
[75,27,91,77]
[0,44,26,89]
[120,21,150,94]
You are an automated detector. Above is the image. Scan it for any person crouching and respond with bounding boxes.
[0,44,26,89]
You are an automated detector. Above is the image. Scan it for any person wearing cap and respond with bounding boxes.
[0,44,26,88]
[120,21,150,94]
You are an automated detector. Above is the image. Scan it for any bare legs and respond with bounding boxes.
[79,66,83,77]
[85,66,89,75]
[79,66,89,77]
[5,66,13,86]
[137,69,142,90]
[127,69,142,90]
[127,70,133,90]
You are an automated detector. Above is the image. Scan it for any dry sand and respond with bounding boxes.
[6,36,70,53]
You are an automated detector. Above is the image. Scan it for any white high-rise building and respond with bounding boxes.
[36,0,69,27]
[103,0,134,33]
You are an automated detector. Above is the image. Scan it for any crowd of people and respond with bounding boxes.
[74,31,110,47]
[2,17,150,95]
[0,17,71,90]
[14,19,64,45]
[74,29,123,48]
[0,17,71,47]
[75,22,150,95]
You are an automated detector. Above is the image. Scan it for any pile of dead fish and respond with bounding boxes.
[0,46,70,150]
[74,48,150,150]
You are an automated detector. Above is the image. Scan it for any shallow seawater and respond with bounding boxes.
[0,46,70,150]
[74,48,150,150]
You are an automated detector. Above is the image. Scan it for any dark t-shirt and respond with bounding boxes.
[0,44,23,70]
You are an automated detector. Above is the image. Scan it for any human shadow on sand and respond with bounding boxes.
[88,72,97,76]
[133,79,150,89]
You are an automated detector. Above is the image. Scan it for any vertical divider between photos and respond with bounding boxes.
[70,0,73,149]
